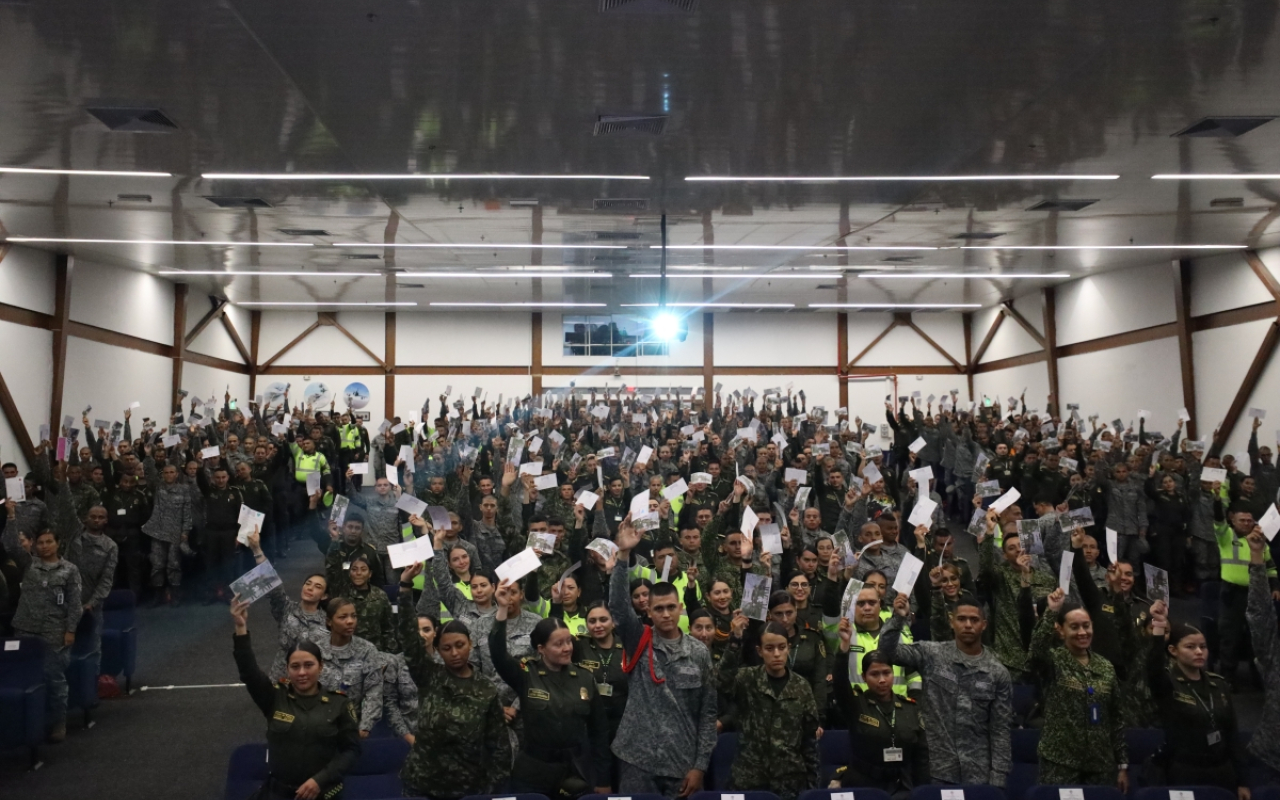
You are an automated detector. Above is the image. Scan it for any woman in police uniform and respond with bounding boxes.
[575,600,628,789]
[1145,601,1249,794]
[753,590,831,719]
[231,597,360,800]
[832,624,928,800]
[490,579,612,796]
[548,574,588,636]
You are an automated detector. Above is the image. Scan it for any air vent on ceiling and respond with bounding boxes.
[278,228,330,236]
[899,202,948,212]
[116,193,152,202]
[344,253,381,260]
[881,255,923,263]
[85,105,179,132]
[1026,199,1098,212]
[1172,116,1276,137]
[508,199,540,207]
[600,0,697,12]
[594,198,649,212]
[951,231,1005,240]
[816,284,839,289]
[1210,197,1245,208]
[593,231,644,241]
[396,283,425,288]
[594,114,668,135]
[203,196,273,208]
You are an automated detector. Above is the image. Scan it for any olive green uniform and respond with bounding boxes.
[348,584,398,653]
[233,633,360,799]
[831,650,929,800]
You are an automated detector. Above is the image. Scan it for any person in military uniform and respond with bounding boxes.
[395,562,511,799]
[246,532,332,680]
[318,597,384,736]
[831,634,928,800]
[1030,588,1128,791]
[230,597,360,800]
[490,579,612,796]
[197,462,243,604]
[754,590,831,719]
[102,472,150,597]
[576,600,629,771]
[1144,601,1249,793]
[718,612,820,800]
[11,528,83,743]
[345,556,397,653]
[323,515,384,598]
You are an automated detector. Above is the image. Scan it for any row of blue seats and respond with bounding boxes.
[0,589,138,767]
[228,788,1274,800]
[224,730,1266,800]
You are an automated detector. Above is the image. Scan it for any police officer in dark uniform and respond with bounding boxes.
[1144,602,1249,793]
[490,579,612,797]
[103,472,151,597]
[231,597,360,799]
[832,629,929,800]
[575,600,629,789]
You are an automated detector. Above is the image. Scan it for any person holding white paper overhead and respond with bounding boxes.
[323,513,385,598]
[1214,502,1280,688]
[1248,416,1280,513]
[140,459,193,607]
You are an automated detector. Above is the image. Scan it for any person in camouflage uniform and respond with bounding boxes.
[395,563,511,799]
[250,534,331,680]
[346,555,397,653]
[699,507,771,609]
[317,597,384,735]
[1029,589,1128,790]
[323,515,385,598]
[717,612,819,800]
[347,471,404,579]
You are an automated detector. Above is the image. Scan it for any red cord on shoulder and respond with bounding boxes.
[621,625,665,684]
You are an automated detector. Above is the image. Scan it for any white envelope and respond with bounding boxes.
[1249,407,1268,419]
[629,490,651,519]
[1178,407,1192,423]
[350,462,369,475]
[908,436,927,454]
[758,522,782,554]
[785,468,808,485]
[395,494,428,517]
[496,548,542,584]
[690,472,712,485]
[390,422,406,434]
[741,505,760,536]
[519,461,544,476]
[892,552,924,597]
[388,536,435,569]
[680,425,696,436]
[534,473,558,491]
[662,479,688,501]
[4,477,24,503]
[1261,504,1280,541]
[529,437,543,454]
[305,472,321,496]
[1059,550,1075,595]
[736,426,758,443]
[907,497,937,528]
[1106,528,1119,564]
[909,466,934,487]
[201,446,220,459]
[577,490,600,510]
[162,434,180,448]
[385,465,398,485]
[637,446,653,465]
[863,463,883,486]
[991,487,1021,513]
[1201,467,1228,484]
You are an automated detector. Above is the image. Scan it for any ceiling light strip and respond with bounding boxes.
[429,302,608,307]
[653,245,940,251]
[158,271,379,277]
[0,167,172,177]
[336,243,627,249]
[959,244,1243,250]
[622,302,796,308]
[630,273,843,279]
[860,273,1071,279]
[686,174,1119,182]
[204,172,650,181]
[1152,174,1280,180]
[236,301,418,307]
[4,237,311,247]
[808,303,983,309]
[398,271,611,278]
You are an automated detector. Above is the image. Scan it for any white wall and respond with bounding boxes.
[70,259,174,344]
[1055,261,1176,345]
[1191,249,1277,317]
[397,312,528,366]
[0,319,52,471]
[972,361,1051,415]
[1192,318,1279,456]
[182,361,251,410]
[0,245,56,314]
[714,313,836,367]
[258,311,382,367]
[61,338,172,431]
[398,374,533,419]
[1057,337,1184,432]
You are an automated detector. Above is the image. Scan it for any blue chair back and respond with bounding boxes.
[224,742,269,800]
[817,728,851,781]
[709,732,739,790]
[581,794,668,800]
[800,789,892,800]
[1198,581,1222,618]
[1006,727,1041,800]
[460,794,550,800]
[690,792,782,800]
[346,774,402,799]
[1134,789,1236,800]
[350,736,409,775]
[104,589,137,625]
[0,636,46,687]
[909,786,1006,800]
[1027,787,1125,800]
[1250,788,1280,800]
[1011,683,1037,725]
[1124,729,1165,765]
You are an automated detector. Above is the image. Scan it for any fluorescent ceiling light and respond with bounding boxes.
[236,301,418,307]
[4,237,310,247]
[686,174,1119,182]
[653,245,939,251]
[809,303,983,309]
[336,242,627,249]
[622,302,796,309]
[861,272,1071,279]
[0,166,172,177]
[430,302,608,307]
[1152,174,1280,180]
[631,273,843,279]
[398,271,611,278]
[159,270,379,277]
[204,172,650,181]
[960,244,1243,250]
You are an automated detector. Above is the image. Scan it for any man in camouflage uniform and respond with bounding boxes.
[67,505,119,680]
[348,473,405,579]
[66,463,101,521]
[324,514,385,597]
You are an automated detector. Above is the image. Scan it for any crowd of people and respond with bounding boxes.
[4,385,1280,800]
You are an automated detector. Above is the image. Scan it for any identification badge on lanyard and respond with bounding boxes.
[598,683,614,697]
[1207,731,1222,745]
[1087,686,1100,725]
[883,747,904,762]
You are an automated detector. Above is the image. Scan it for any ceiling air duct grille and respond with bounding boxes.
[1173,116,1275,138]
[599,0,697,13]
[86,106,179,132]
[278,228,330,236]
[203,196,273,208]
[594,114,668,135]
[951,231,1004,240]
[594,198,649,212]
[1026,199,1098,212]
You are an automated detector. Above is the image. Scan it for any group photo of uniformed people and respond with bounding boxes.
[5,385,1280,800]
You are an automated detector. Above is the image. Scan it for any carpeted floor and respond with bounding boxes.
[0,540,324,800]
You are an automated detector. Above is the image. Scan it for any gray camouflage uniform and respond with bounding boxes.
[381,651,421,738]
[318,634,384,732]
[12,557,83,727]
[1247,562,1280,777]
[266,580,329,680]
[879,613,1013,787]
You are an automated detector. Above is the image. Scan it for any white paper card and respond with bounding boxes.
[350,462,369,475]
[1059,550,1075,595]
[941,790,965,800]
[892,552,924,597]
[388,536,435,569]
[784,468,808,485]
[519,461,544,476]
[629,490,651,519]
[128,401,141,410]
[1059,789,1084,800]
[1178,408,1191,423]
[1106,527,1119,564]
[162,434,180,448]
[395,494,428,517]
[1201,467,1228,484]
[1169,793,1194,800]
[691,472,713,485]
[1249,407,1268,419]
[637,446,653,465]
[577,490,600,511]
[908,436,927,454]
[390,422,406,434]
[305,472,321,496]
[909,466,934,487]
[4,477,24,503]
[864,463,883,487]
[1260,504,1280,541]
[534,473,558,491]
[741,505,760,536]
[661,479,688,501]
[496,548,542,584]
[4,640,18,651]
[758,522,782,555]
[908,497,937,528]
[385,465,398,485]
[201,446,220,459]
[991,487,1021,513]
